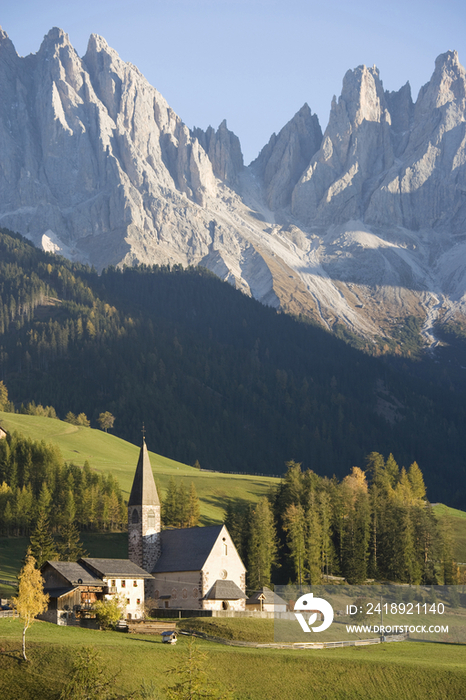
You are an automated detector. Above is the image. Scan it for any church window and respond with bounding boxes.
[147,510,155,527]
[171,589,177,600]
[193,588,199,598]
[223,543,228,556]
[182,588,187,599]
[154,590,160,599]
[132,509,139,524]
[222,601,229,610]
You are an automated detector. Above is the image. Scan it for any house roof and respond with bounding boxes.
[246,587,287,606]
[128,439,160,507]
[41,561,102,586]
[204,580,247,600]
[79,558,153,579]
[151,525,224,573]
[43,586,80,598]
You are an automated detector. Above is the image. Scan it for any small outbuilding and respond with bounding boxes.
[246,586,288,613]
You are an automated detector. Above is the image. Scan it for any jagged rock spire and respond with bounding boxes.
[128,438,160,507]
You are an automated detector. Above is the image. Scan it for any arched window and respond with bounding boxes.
[132,509,139,524]
[192,588,199,598]
[171,589,177,600]
[154,590,160,599]
[182,588,188,599]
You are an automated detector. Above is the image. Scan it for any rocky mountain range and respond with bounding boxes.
[1,27,466,346]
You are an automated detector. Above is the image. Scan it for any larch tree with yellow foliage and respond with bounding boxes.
[12,550,49,661]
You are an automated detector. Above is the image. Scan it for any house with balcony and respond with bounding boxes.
[40,557,152,625]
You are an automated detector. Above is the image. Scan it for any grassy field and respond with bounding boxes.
[0,618,465,700]
[0,411,279,524]
[433,504,466,563]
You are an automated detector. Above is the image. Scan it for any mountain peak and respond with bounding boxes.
[435,49,461,72]
[39,27,71,51]
[0,26,17,60]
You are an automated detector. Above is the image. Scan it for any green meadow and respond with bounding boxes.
[0,411,278,524]
[0,411,465,591]
[0,618,465,700]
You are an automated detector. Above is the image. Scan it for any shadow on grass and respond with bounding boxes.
[199,496,251,526]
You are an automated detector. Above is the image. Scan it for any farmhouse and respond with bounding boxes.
[40,558,152,625]
[128,439,247,611]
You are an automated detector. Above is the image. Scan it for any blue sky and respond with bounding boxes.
[2,0,465,163]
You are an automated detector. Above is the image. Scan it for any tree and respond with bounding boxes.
[162,477,178,527]
[57,521,88,561]
[282,503,306,585]
[98,412,115,433]
[12,550,49,661]
[247,497,278,589]
[0,380,8,410]
[92,595,125,629]
[76,413,91,427]
[187,482,201,528]
[29,510,57,567]
[59,646,118,700]
[166,636,231,700]
[304,490,322,584]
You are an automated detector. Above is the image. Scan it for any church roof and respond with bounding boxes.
[204,579,247,600]
[128,439,160,507]
[151,525,224,573]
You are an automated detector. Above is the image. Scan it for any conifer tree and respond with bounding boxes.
[187,482,201,528]
[0,380,8,410]
[57,521,88,562]
[176,481,189,527]
[318,489,334,580]
[29,510,57,567]
[408,461,426,501]
[59,646,118,700]
[304,490,322,584]
[247,497,278,590]
[162,477,178,527]
[166,637,231,700]
[282,503,306,585]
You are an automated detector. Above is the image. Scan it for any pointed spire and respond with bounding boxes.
[128,438,160,506]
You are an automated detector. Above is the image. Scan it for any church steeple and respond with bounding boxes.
[128,437,161,572]
[128,438,160,508]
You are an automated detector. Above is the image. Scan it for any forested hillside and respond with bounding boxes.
[0,228,466,508]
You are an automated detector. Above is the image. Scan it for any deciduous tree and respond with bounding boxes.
[12,550,49,661]
[98,412,115,433]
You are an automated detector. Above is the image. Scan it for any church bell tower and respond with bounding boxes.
[128,437,161,572]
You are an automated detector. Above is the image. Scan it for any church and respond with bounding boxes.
[127,438,247,611]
